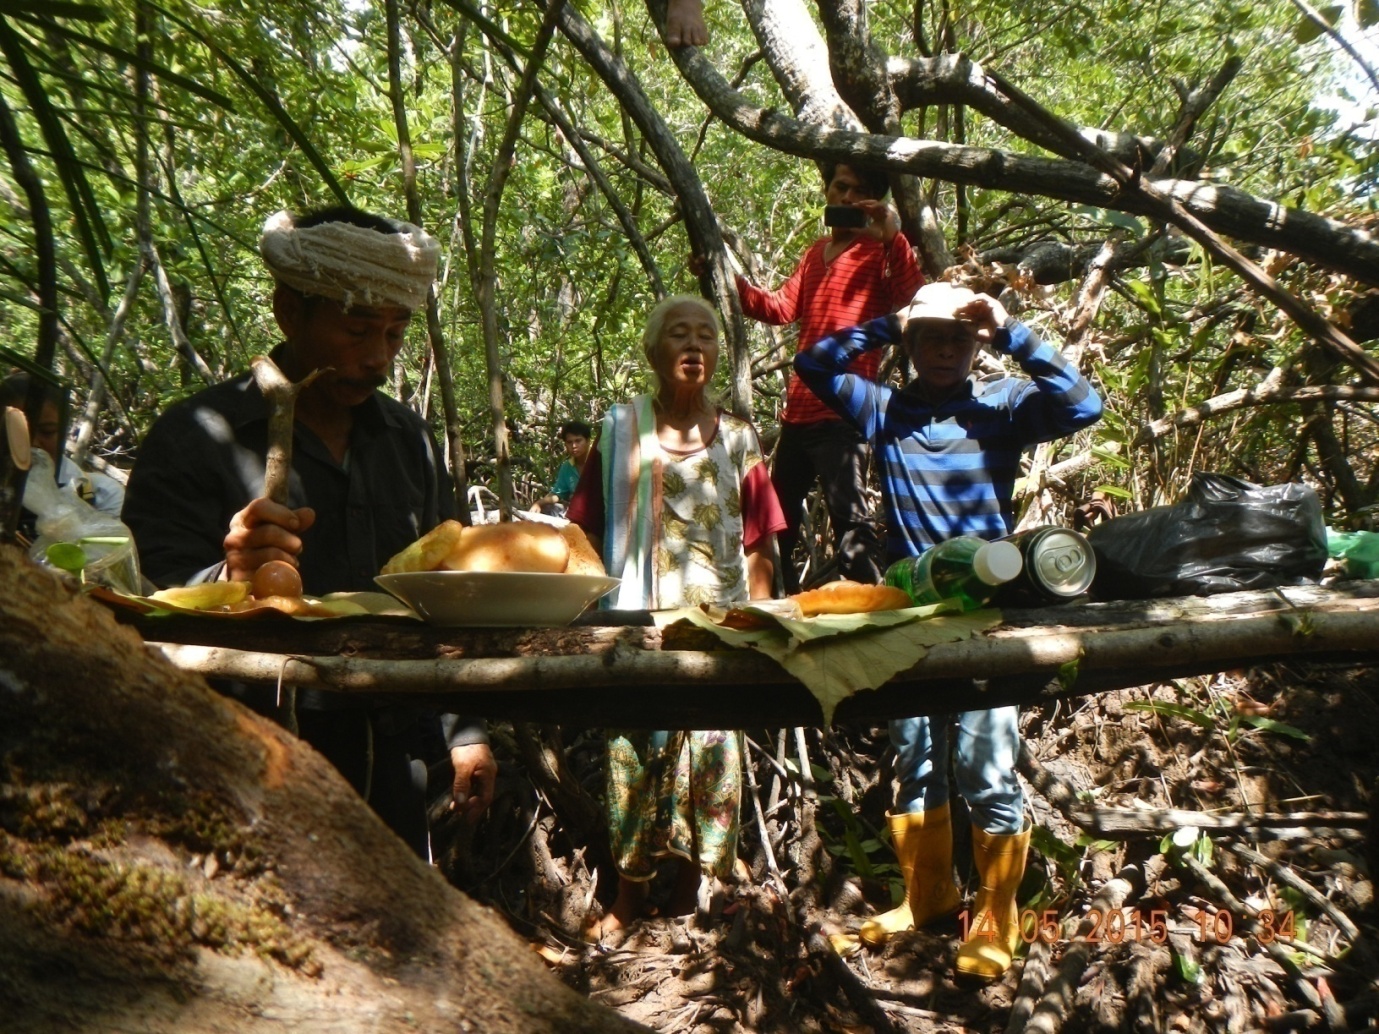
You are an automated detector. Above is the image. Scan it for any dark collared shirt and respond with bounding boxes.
[124,357,451,594]
[123,355,486,747]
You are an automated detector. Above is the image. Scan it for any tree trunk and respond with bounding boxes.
[0,544,647,1034]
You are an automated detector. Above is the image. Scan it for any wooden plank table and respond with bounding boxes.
[124,583,1379,727]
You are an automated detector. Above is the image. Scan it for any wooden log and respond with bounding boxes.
[144,587,1379,726]
[1071,807,1369,841]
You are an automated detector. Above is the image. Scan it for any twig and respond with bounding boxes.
[1221,842,1365,950]
[1071,806,1368,840]
[1017,740,1084,819]
[742,733,785,892]
[249,355,325,505]
[794,726,816,799]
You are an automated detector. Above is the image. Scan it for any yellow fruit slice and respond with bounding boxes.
[148,581,252,610]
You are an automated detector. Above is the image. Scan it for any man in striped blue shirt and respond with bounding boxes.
[795,281,1102,979]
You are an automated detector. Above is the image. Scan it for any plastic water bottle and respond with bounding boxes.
[884,536,1024,609]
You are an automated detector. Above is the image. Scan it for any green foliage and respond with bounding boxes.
[0,0,1373,524]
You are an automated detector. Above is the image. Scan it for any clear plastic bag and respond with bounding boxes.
[1085,473,1327,600]
[23,449,141,594]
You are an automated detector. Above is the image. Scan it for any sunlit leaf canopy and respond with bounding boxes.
[1,0,1376,520]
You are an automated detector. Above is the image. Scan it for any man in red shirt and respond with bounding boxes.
[735,163,925,591]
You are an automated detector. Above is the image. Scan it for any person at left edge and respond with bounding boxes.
[122,205,496,857]
[0,372,126,517]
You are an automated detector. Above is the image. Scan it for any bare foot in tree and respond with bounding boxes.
[665,0,708,47]
[591,876,649,942]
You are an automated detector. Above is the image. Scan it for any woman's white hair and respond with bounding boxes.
[640,294,721,396]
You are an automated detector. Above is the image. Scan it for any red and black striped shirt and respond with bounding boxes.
[738,232,924,425]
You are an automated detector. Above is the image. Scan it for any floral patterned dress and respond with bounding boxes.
[603,404,768,882]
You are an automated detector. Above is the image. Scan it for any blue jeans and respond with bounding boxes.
[890,706,1025,835]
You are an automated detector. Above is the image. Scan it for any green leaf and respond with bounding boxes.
[1192,835,1214,867]
[1057,656,1080,690]
[843,825,874,877]
[45,542,87,574]
[1030,824,1081,872]
[1123,700,1217,729]
[339,155,393,175]
[1237,715,1311,741]
[1103,210,1145,237]
[1125,279,1162,316]
[658,603,999,725]
[1358,0,1379,27]
[1073,835,1118,852]
[1171,943,1204,984]
[1090,448,1131,470]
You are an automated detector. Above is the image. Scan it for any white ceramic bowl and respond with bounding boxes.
[374,570,622,627]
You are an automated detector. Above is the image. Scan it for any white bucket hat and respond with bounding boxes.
[899,281,979,324]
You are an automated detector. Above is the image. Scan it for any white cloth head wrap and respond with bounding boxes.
[259,210,441,312]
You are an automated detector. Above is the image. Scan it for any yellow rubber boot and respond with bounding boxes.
[954,822,1031,980]
[859,803,961,946]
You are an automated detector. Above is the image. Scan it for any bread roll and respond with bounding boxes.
[442,522,570,573]
[381,519,466,574]
[792,580,912,617]
[559,523,606,576]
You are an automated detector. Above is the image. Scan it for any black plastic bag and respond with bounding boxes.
[1086,473,1327,600]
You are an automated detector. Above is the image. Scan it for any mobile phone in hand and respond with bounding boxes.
[823,204,867,229]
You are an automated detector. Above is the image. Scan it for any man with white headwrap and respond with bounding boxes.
[124,205,494,858]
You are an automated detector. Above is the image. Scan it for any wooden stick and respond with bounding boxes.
[248,354,324,734]
[157,596,1379,694]
[1072,806,1369,839]
[249,355,325,505]
[1222,842,1369,962]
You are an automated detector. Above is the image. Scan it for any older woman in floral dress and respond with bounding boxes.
[567,294,786,936]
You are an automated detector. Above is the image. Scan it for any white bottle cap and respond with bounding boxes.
[973,540,1023,585]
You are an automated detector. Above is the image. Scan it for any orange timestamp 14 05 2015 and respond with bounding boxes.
[959,907,1298,946]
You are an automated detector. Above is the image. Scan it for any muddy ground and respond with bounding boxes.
[441,661,1378,1033]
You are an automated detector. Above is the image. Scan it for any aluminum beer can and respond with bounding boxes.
[1001,526,1096,601]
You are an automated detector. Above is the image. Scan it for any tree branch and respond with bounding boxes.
[657,38,1379,287]
[557,1,752,415]
[1133,383,1379,446]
